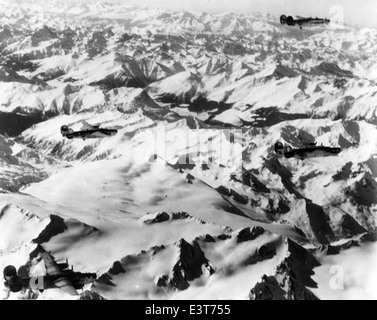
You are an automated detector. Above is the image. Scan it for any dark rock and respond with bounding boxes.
[143,212,170,224]
[96,273,115,286]
[169,239,214,290]
[201,234,216,243]
[156,275,168,287]
[31,25,58,46]
[310,62,354,78]
[332,162,353,181]
[217,234,232,241]
[341,214,368,236]
[236,227,265,243]
[171,212,190,220]
[109,261,126,275]
[305,201,335,245]
[249,275,287,300]
[272,64,297,79]
[32,215,68,244]
[80,290,107,300]
[257,242,276,260]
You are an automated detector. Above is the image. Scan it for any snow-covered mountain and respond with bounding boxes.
[0,0,376,300]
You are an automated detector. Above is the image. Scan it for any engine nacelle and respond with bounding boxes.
[8,276,24,292]
[286,16,296,26]
[3,265,17,282]
[4,265,27,292]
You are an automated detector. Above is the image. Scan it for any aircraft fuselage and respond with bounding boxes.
[280,15,330,29]
[64,128,118,140]
[284,146,341,159]
[274,141,341,160]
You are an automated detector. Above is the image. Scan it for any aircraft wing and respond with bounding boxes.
[41,252,78,296]
[296,15,307,20]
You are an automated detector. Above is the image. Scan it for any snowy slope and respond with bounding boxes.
[0,0,376,300]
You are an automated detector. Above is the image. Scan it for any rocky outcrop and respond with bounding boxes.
[32,215,68,244]
[223,42,247,55]
[216,185,249,204]
[0,27,12,42]
[0,66,44,85]
[309,62,354,78]
[305,201,335,245]
[108,261,126,275]
[31,25,58,46]
[236,227,265,243]
[242,242,277,266]
[272,64,298,79]
[142,212,170,224]
[86,31,108,58]
[250,239,320,300]
[345,172,377,207]
[168,239,214,290]
[140,211,209,225]
[80,290,107,300]
[341,214,368,236]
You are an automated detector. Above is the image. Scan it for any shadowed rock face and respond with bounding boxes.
[0,112,45,137]
[0,27,12,42]
[309,62,354,78]
[285,239,321,288]
[96,273,116,287]
[158,93,233,116]
[249,267,320,300]
[240,107,310,127]
[229,167,271,193]
[242,242,277,266]
[264,157,305,200]
[32,214,99,244]
[31,25,58,46]
[80,290,107,300]
[305,201,335,245]
[216,185,249,205]
[236,227,265,243]
[108,261,126,275]
[272,64,298,79]
[250,239,321,300]
[32,215,68,244]
[142,212,170,224]
[345,172,377,207]
[1,2,377,301]
[86,31,108,58]
[223,42,247,55]
[169,239,214,290]
[250,275,288,300]
[332,162,353,181]
[341,214,368,236]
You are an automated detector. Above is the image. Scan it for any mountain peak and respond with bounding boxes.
[169,239,214,290]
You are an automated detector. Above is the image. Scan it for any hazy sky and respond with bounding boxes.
[118,0,377,28]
